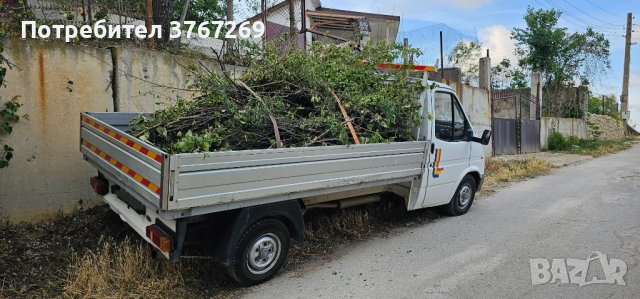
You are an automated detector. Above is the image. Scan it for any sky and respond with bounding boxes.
[321,0,640,128]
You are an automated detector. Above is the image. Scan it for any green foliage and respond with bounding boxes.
[547,132,574,151]
[0,98,25,168]
[448,40,482,84]
[0,1,35,36]
[491,58,528,89]
[173,0,225,23]
[512,7,611,86]
[547,132,632,157]
[132,42,426,153]
[588,95,620,119]
[0,13,26,169]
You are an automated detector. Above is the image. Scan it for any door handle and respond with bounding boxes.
[430,143,435,154]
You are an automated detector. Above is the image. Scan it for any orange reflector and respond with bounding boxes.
[146,225,172,253]
[159,237,171,253]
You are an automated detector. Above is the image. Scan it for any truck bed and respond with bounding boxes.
[81,112,428,218]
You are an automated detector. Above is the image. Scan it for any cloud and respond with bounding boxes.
[320,0,495,18]
[478,25,517,65]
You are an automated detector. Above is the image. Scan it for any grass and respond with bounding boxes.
[547,132,636,157]
[0,206,238,298]
[563,139,634,157]
[63,239,184,298]
[1,197,441,298]
[483,157,553,189]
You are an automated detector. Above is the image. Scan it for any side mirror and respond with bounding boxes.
[471,130,491,145]
[465,128,474,140]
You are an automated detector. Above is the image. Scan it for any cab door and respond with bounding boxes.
[421,90,471,207]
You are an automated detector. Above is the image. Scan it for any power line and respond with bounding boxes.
[543,0,624,32]
[534,0,623,37]
[560,0,624,28]
[584,0,624,18]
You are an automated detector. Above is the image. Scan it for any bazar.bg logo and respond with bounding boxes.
[530,252,627,286]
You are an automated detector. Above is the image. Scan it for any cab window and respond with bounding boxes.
[434,92,467,142]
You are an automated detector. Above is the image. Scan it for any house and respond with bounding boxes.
[245,0,400,47]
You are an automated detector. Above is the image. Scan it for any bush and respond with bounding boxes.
[547,132,632,156]
[548,132,569,150]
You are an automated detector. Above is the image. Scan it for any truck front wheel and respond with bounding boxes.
[227,219,291,286]
[444,175,476,216]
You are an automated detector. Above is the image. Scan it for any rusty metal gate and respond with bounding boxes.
[491,89,540,155]
[520,119,540,153]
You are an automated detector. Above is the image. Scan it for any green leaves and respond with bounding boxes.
[169,130,221,153]
[1,98,23,168]
[512,7,611,86]
[131,41,425,153]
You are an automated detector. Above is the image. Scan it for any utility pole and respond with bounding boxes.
[439,31,444,81]
[621,12,632,127]
[145,0,154,48]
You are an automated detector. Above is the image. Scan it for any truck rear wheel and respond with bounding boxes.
[444,175,476,216]
[227,218,290,286]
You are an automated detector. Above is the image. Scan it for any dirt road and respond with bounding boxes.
[243,145,640,298]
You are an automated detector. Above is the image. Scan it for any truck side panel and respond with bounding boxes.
[170,142,428,210]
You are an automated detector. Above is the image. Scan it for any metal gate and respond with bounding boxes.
[520,119,540,153]
[493,118,517,154]
[491,89,541,155]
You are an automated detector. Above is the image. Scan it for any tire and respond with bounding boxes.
[444,175,477,216]
[227,218,290,286]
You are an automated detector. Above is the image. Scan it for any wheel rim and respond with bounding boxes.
[458,185,472,209]
[247,233,281,275]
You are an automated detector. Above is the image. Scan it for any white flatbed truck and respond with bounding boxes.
[80,79,491,285]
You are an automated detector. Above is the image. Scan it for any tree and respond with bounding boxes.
[153,0,175,44]
[512,7,611,87]
[172,0,224,23]
[588,94,620,119]
[491,58,528,90]
[448,40,482,85]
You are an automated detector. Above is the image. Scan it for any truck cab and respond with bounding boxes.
[414,82,490,214]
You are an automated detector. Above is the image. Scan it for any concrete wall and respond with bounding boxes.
[428,68,462,83]
[540,117,588,149]
[443,80,493,156]
[0,40,112,222]
[0,39,216,222]
[540,114,626,149]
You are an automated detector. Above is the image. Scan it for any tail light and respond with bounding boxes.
[146,225,171,253]
[90,176,108,195]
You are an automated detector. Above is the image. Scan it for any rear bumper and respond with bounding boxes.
[102,193,175,259]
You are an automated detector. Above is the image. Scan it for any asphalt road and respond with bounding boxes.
[244,144,640,298]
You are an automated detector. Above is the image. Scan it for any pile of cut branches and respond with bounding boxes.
[130,42,425,153]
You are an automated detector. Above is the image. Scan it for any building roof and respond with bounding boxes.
[316,7,400,22]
